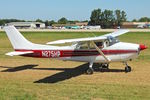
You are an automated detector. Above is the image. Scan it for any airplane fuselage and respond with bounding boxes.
[15,42,141,63]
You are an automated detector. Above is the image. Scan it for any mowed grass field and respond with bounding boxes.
[0,31,150,100]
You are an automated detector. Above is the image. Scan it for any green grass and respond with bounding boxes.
[0,31,150,100]
[0,82,150,100]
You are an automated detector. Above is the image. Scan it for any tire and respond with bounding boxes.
[102,64,109,69]
[86,68,94,75]
[125,66,131,73]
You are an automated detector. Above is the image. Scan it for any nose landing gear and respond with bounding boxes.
[124,62,132,73]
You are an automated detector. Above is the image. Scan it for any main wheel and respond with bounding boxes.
[86,68,94,75]
[125,66,131,73]
[102,63,109,69]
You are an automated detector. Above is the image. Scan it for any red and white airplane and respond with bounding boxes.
[4,26,147,74]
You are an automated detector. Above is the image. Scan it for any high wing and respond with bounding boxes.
[102,29,129,37]
[6,51,34,56]
[47,36,106,45]
[46,29,129,45]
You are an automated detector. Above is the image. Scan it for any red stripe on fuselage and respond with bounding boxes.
[15,49,138,58]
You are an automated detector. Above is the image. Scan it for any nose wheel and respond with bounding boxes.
[125,66,131,72]
[124,62,132,73]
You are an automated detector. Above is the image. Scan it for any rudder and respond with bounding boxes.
[4,26,33,50]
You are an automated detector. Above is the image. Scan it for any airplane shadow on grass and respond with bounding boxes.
[34,63,125,84]
[0,63,125,83]
[0,64,38,72]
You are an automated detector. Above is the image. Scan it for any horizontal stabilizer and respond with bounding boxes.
[6,51,33,56]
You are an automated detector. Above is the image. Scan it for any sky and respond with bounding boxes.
[0,0,150,21]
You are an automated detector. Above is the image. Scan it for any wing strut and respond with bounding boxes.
[91,41,111,62]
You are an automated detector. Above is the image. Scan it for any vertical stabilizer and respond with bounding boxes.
[4,26,33,49]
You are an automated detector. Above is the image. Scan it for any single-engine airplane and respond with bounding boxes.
[4,26,147,74]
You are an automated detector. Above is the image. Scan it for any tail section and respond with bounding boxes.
[4,26,33,49]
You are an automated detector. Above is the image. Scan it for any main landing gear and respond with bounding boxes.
[124,62,132,73]
[99,63,109,70]
[86,63,109,75]
[86,62,132,74]
[86,62,94,75]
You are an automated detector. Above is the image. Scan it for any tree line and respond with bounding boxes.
[132,17,150,22]
[88,8,127,28]
[0,18,88,26]
[0,19,25,26]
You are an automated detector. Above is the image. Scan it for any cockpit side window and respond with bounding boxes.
[76,42,89,50]
[95,42,104,49]
[76,41,104,50]
[106,37,119,46]
[75,37,119,50]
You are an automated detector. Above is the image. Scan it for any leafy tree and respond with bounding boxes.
[132,19,137,22]
[139,17,150,22]
[121,11,127,22]
[36,19,43,23]
[102,9,115,28]
[0,20,5,25]
[45,20,50,26]
[115,10,121,26]
[114,10,127,26]
[45,20,56,26]
[49,20,56,25]
[58,17,68,24]
[0,19,26,25]
[89,8,102,25]
[89,9,127,28]
[82,20,88,22]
